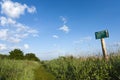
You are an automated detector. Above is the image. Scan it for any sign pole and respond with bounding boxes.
[101,38,108,60]
[95,30,109,60]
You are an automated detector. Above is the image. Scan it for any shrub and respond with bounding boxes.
[9,49,24,60]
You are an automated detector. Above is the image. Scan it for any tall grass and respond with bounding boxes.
[1,52,120,80]
[0,58,39,80]
[43,54,120,80]
[0,58,55,80]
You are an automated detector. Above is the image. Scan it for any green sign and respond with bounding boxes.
[95,30,109,39]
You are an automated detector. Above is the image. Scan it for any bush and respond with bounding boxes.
[25,53,40,61]
[9,49,24,60]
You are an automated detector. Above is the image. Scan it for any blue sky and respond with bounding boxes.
[0,0,120,60]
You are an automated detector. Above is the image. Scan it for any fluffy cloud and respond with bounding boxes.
[0,44,7,50]
[0,29,22,43]
[0,29,8,40]
[0,16,16,26]
[24,44,29,49]
[0,0,38,44]
[52,35,59,39]
[0,17,38,43]
[1,0,36,18]
[0,29,18,43]
[59,25,70,33]
[59,16,70,33]
[15,22,38,36]
[9,37,21,43]
[0,0,38,51]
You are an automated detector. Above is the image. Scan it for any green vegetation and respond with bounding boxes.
[34,64,55,80]
[0,59,39,80]
[3,48,40,61]
[43,54,120,80]
[9,49,24,60]
[0,48,120,80]
[0,58,55,80]
[25,53,40,61]
[0,49,55,80]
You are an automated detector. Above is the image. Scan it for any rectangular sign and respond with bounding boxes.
[95,30,109,39]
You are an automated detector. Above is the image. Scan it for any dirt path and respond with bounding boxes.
[34,64,55,80]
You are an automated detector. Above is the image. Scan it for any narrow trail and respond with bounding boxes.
[34,64,55,80]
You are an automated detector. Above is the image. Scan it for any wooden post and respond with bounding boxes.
[101,38,108,60]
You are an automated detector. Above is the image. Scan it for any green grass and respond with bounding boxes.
[1,52,120,80]
[43,54,120,80]
[34,64,55,80]
[0,58,55,80]
[0,58,39,80]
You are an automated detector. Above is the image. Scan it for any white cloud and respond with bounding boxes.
[0,16,39,43]
[60,16,67,24]
[14,23,39,38]
[1,0,27,18]
[27,6,36,13]
[9,37,21,43]
[14,33,28,38]
[1,0,36,18]
[52,35,59,39]
[15,23,39,37]
[59,16,70,33]
[27,29,38,34]
[0,0,38,51]
[0,16,16,26]
[0,44,7,50]
[0,29,8,40]
[24,44,29,49]
[59,25,70,33]
[0,29,22,43]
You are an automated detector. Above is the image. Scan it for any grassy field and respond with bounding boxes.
[43,53,120,80]
[0,52,120,80]
[0,58,55,80]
